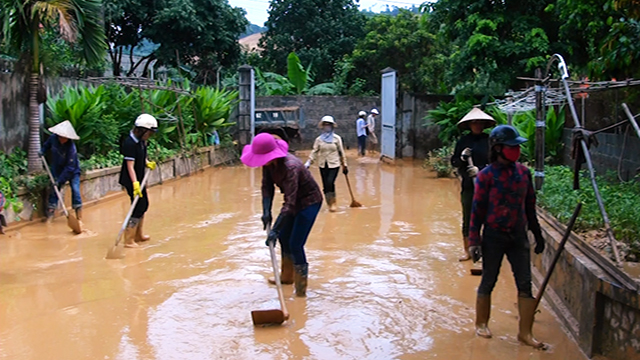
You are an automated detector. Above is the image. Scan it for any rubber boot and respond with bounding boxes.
[326,192,337,212]
[459,236,471,261]
[75,208,83,221]
[475,294,492,338]
[45,207,55,223]
[124,218,140,248]
[268,254,294,285]
[294,264,308,297]
[517,297,545,349]
[135,217,151,242]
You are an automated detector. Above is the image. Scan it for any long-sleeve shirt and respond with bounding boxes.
[356,118,367,137]
[262,153,323,216]
[366,115,376,132]
[468,162,543,246]
[308,134,347,168]
[451,133,490,191]
[41,134,81,184]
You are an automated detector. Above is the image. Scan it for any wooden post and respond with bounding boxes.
[238,65,255,147]
[534,68,545,190]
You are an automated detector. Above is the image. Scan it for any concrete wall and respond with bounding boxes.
[561,128,640,181]
[255,95,380,151]
[2,146,238,226]
[534,211,640,359]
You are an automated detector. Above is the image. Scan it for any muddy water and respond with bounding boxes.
[0,153,590,360]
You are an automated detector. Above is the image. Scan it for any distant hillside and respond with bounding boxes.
[241,24,266,39]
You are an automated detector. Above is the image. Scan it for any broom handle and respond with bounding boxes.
[41,155,69,217]
[344,174,356,201]
[267,225,289,318]
[534,202,582,310]
[114,171,151,247]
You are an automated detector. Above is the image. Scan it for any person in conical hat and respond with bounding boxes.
[39,120,82,221]
[450,107,496,261]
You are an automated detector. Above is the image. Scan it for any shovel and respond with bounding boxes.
[252,225,289,326]
[344,174,362,208]
[105,171,151,260]
[41,155,82,234]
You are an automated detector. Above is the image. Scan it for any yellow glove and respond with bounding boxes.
[146,161,157,170]
[133,181,143,198]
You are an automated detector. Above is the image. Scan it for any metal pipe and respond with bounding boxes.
[553,54,624,268]
[621,103,640,140]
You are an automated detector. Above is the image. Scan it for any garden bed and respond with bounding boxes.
[537,165,640,262]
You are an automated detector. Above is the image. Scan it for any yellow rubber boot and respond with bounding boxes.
[517,296,545,349]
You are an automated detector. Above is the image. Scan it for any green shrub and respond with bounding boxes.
[424,144,455,178]
[537,166,640,260]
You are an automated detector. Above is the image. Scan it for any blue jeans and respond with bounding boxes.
[477,227,532,297]
[358,135,367,156]
[278,202,322,265]
[48,173,82,210]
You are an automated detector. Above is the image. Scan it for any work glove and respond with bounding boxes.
[468,245,482,263]
[534,233,545,254]
[265,213,293,247]
[261,197,273,230]
[461,147,472,160]
[466,165,479,178]
[304,160,311,169]
[146,161,157,170]
[133,181,143,198]
[342,166,349,175]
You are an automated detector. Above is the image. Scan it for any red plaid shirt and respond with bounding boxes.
[262,154,323,216]
[469,162,542,246]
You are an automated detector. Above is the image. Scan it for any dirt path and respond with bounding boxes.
[0,153,590,359]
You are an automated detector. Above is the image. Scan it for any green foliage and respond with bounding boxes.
[255,52,338,96]
[424,97,474,146]
[0,148,50,216]
[79,150,123,171]
[423,144,455,178]
[193,86,238,146]
[287,52,310,94]
[260,0,366,84]
[538,166,640,259]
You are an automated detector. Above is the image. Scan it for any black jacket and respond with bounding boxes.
[451,133,490,191]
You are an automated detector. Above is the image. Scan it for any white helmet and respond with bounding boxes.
[135,114,158,131]
[358,111,367,117]
[371,108,379,115]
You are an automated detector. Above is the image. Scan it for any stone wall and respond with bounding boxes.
[255,95,380,151]
[561,128,640,181]
[2,146,238,226]
[533,210,640,359]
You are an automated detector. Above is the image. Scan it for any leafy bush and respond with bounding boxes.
[0,148,50,217]
[423,144,455,178]
[537,166,640,260]
[424,97,475,146]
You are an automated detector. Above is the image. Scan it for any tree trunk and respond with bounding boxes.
[28,71,43,174]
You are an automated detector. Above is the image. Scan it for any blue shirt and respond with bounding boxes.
[356,118,367,137]
[41,134,81,184]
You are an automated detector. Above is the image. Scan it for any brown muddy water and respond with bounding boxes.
[0,153,591,360]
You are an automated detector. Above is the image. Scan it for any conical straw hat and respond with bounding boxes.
[457,108,496,130]
[48,120,80,140]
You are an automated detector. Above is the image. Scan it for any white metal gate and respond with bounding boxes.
[381,69,396,159]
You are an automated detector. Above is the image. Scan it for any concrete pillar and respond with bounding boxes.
[238,65,255,147]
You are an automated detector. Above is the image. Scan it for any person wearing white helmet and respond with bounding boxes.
[118,113,158,248]
[39,120,83,221]
[356,111,368,156]
[366,108,379,153]
[304,115,348,212]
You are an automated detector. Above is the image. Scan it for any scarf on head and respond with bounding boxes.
[319,130,334,143]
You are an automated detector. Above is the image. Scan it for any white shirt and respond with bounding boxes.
[366,114,376,132]
[356,118,367,137]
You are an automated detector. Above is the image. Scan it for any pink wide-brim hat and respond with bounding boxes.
[241,133,289,167]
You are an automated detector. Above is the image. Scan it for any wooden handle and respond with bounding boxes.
[114,170,152,247]
[344,174,356,201]
[41,155,69,217]
[266,224,288,318]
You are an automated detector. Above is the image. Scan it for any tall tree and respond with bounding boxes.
[260,0,366,83]
[0,0,106,173]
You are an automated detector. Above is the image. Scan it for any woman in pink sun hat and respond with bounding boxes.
[241,133,323,297]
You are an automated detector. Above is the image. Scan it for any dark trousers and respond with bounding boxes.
[124,185,149,219]
[279,202,321,265]
[478,227,532,297]
[319,165,339,194]
[460,187,474,237]
[358,135,367,156]
[48,166,82,209]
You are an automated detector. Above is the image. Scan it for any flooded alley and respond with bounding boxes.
[0,153,589,360]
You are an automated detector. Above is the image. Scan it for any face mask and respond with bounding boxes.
[323,125,333,133]
[502,145,521,162]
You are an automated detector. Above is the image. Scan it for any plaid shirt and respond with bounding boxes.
[262,154,323,216]
[469,162,542,246]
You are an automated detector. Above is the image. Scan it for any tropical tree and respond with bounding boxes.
[0,0,106,173]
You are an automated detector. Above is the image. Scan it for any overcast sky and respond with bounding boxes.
[228,0,431,26]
